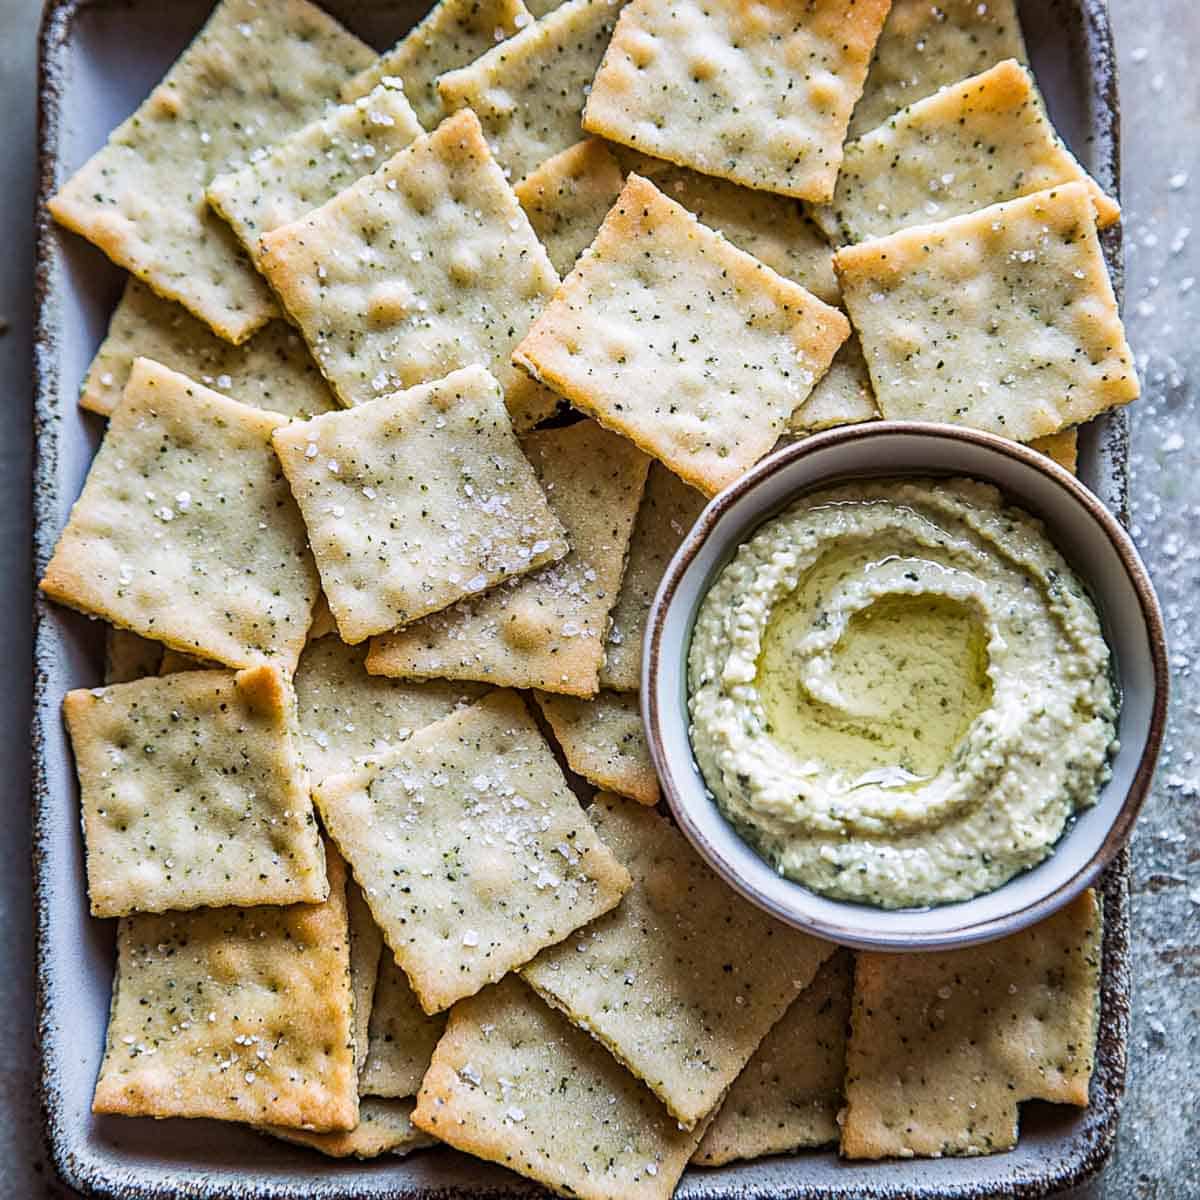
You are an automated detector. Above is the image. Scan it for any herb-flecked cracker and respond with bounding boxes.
[361,953,449,1097]
[1032,429,1079,474]
[93,846,358,1131]
[47,0,374,342]
[841,889,1102,1159]
[40,358,319,672]
[103,626,162,684]
[413,974,707,1200]
[582,0,892,203]
[314,690,631,1013]
[348,879,384,1076]
[265,1097,436,1159]
[522,794,835,1127]
[65,665,326,918]
[366,419,649,697]
[514,174,849,495]
[836,183,1139,441]
[788,333,878,434]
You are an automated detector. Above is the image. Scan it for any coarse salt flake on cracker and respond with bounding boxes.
[361,952,449,1098]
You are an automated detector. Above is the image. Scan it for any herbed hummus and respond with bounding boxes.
[687,477,1118,909]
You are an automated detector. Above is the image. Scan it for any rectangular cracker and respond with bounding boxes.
[514,173,849,495]
[361,953,449,1098]
[366,419,649,696]
[1032,428,1079,474]
[413,974,707,1200]
[692,948,853,1165]
[103,626,162,684]
[314,690,631,1012]
[40,358,319,672]
[348,879,384,1077]
[534,690,659,805]
[65,665,326,917]
[93,845,358,1130]
[522,794,835,1127]
[272,366,567,643]
[582,0,891,203]
[47,0,374,342]
[836,183,1139,441]
[788,333,879,434]
[841,889,1102,1159]
[258,108,560,430]
[264,1097,436,1159]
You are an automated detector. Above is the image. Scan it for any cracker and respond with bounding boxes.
[103,626,162,684]
[692,949,853,1165]
[40,358,319,672]
[836,183,1139,441]
[65,665,326,917]
[307,592,338,641]
[258,109,560,430]
[342,0,533,129]
[314,690,631,1012]
[366,419,648,696]
[157,649,211,675]
[849,0,1027,138]
[272,366,567,643]
[534,690,659,805]
[788,333,878,434]
[264,1097,435,1159]
[514,174,849,495]
[361,953,449,1098]
[437,0,625,182]
[93,846,357,1130]
[413,974,707,1200]
[522,795,835,1127]
[841,889,1102,1159]
[47,0,374,342]
[1032,428,1079,474]
[348,879,384,1077]
[814,60,1119,246]
[582,0,891,203]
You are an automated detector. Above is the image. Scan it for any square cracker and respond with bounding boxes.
[40,358,319,672]
[514,173,849,495]
[582,0,892,203]
[413,974,707,1200]
[692,948,853,1165]
[842,889,1102,1159]
[814,60,1119,246]
[521,794,835,1127]
[314,690,631,1013]
[273,366,567,643]
[47,0,374,343]
[362,953,449,1098]
[347,879,384,1077]
[836,183,1139,441]
[103,626,162,684]
[366,419,649,697]
[93,846,358,1131]
[264,1097,436,1159]
[788,333,878,434]
[534,690,659,805]
[65,665,326,917]
[258,108,560,430]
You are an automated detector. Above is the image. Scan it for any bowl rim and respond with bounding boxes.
[642,419,1169,951]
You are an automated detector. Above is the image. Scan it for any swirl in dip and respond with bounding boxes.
[686,477,1119,909]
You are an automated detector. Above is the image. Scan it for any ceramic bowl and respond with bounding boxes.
[643,421,1167,951]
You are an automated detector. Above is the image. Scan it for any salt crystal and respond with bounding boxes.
[462,929,480,947]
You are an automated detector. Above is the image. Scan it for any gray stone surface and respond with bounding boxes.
[0,0,1194,1196]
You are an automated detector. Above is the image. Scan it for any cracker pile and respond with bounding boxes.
[45,0,1116,1190]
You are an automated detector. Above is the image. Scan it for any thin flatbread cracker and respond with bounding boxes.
[314,690,631,1013]
[582,0,891,203]
[836,183,1139,441]
[258,109,560,430]
[842,889,1102,1159]
[157,649,211,675]
[361,953,449,1098]
[93,846,358,1131]
[103,626,162,684]
[788,333,878,434]
[522,795,835,1127]
[514,174,849,496]
[47,0,374,342]
[348,879,384,1077]
[40,358,319,673]
[1032,428,1079,474]
[264,1097,436,1159]
[413,975,707,1200]
[366,420,649,697]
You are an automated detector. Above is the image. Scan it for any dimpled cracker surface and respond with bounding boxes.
[347,879,384,1076]
[258,109,560,430]
[692,949,853,1165]
[522,795,835,1127]
[41,359,319,672]
[582,0,892,203]
[788,333,879,433]
[264,1097,436,1159]
[103,626,162,684]
[93,847,358,1130]
[842,889,1102,1159]
[65,665,326,918]
[366,420,649,697]
[513,174,849,495]
[273,366,566,643]
[361,953,449,1097]
[836,183,1139,440]
[413,975,706,1200]
[47,0,374,342]
[80,279,336,419]
[314,690,631,1012]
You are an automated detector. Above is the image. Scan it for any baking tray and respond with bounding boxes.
[32,1,1132,1196]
